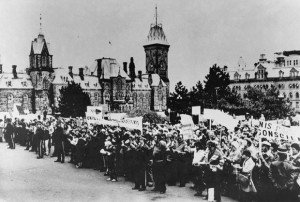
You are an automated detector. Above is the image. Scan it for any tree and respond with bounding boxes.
[58,81,91,117]
[244,86,293,120]
[167,81,190,114]
[204,64,230,108]
[127,108,168,124]
[189,80,204,107]
[218,87,245,115]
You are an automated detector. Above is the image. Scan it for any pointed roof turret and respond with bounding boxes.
[144,6,169,46]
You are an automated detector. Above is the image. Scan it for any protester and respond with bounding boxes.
[3,113,300,202]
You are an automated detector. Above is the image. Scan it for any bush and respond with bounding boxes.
[127,109,168,124]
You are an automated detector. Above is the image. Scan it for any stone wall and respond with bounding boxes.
[0,89,32,112]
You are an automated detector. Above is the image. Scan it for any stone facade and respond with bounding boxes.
[0,8,170,113]
[226,51,300,113]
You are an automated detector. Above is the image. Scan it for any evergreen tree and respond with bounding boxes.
[58,81,91,117]
[204,64,230,108]
[189,81,204,107]
[168,81,190,114]
[245,86,293,120]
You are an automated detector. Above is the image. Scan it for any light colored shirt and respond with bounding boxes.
[242,157,255,174]
[192,149,206,165]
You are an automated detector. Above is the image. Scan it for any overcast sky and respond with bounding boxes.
[1,0,300,91]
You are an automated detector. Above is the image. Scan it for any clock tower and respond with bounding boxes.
[144,6,170,88]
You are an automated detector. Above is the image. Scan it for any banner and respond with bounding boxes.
[119,117,143,131]
[257,121,300,142]
[86,115,143,131]
[86,112,103,125]
[87,106,103,118]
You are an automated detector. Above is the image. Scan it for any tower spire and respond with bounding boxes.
[155,5,157,26]
[39,13,43,35]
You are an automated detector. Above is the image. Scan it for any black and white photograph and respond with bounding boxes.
[1,0,300,202]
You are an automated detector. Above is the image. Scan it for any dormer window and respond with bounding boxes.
[257,66,266,79]
[279,70,284,78]
[245,73,250,80]
[290,68,298,78]
[234,72,240,80]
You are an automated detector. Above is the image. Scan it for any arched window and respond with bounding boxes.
[139,93,144,105]
[234,72,240,80]
[23,94,28,103]
[290,92,293,98]
[279,70,284,78]
[104,93,110,104]
[117,79,122,90]
[43,77,48,90]
[7,94,13,103]
[296,92,299,99]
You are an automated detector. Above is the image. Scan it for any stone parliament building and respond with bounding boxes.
[227,51,300,113]
[0,9,170,114]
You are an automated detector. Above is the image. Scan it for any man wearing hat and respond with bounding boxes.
[4,118,15,149]
[255,140,274,201]
[152,133,167,194]
[203,140,224,202]
[36,121,45,159]
[53,120,65,163]
[290,143,300,167]
[269,145,300,202]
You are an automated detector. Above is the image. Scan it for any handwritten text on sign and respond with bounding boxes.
[258,121,300,142]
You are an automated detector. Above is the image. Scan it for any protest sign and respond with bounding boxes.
[257,121,300,142]
[180,114,194,140]
[85,112,103,125]
[87,106,103,118]
[119,117,143,131]
[192,106,201,116]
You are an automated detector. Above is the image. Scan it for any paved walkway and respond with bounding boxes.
[0,143,237,202]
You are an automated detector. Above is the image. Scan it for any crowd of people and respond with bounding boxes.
[1,114,300,202]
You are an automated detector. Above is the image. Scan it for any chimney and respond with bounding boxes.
[259,54,267,62]
[0,64,2,74]
[138,70,142,81]
[68,66,73,78]
[123,62,128,74]
[79,68,84,80]
[223,66,228,71]
[12,65,17,79]
[129,57,136,80]
[96,59,102,79]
